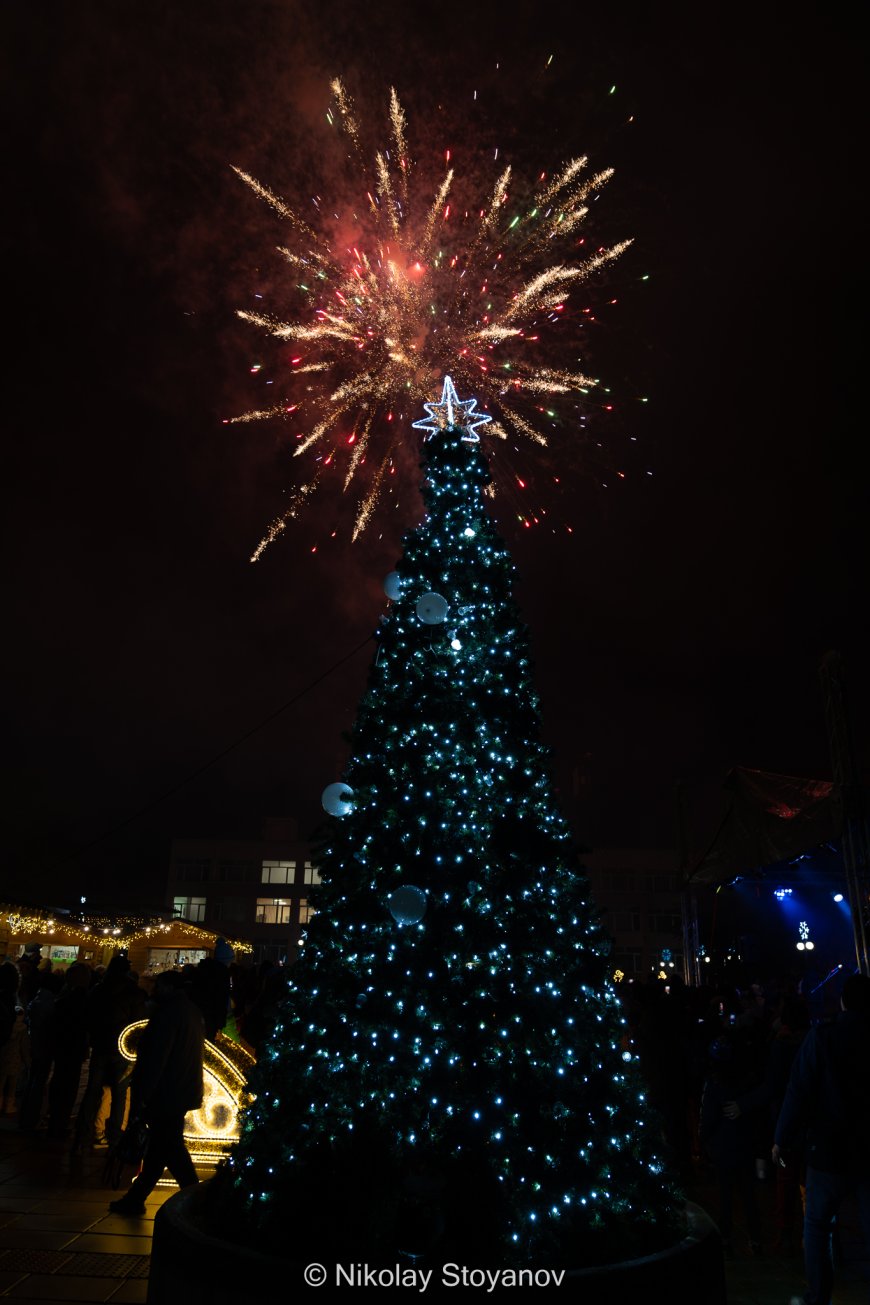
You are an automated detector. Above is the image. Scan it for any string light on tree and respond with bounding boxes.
[219,382,682,1265]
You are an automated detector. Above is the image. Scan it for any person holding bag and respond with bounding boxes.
[109,969,204,1217]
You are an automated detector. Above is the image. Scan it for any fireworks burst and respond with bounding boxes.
[230,80,632,557]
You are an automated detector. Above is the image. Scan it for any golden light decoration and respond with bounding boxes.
[119,1022,256,1166]
[231,80,631,552]
[0,907,252,957]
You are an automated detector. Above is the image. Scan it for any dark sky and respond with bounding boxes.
[3,1,866,909]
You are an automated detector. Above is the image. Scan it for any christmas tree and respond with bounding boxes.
[222,378,683,1265]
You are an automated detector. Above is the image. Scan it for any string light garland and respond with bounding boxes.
[1,906,252,957]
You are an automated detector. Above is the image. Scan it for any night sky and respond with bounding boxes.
[4,2,865,910]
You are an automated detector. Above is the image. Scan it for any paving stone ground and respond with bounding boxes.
[1,1116,868,1301]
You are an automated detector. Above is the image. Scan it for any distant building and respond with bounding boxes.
[167,818,318,964]
[167,826,684,977]
[582,848,685,981]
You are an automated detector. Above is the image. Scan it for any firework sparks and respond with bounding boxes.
[232,81,631,555]
[249,476,320,562]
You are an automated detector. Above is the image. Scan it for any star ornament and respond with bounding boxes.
[412,376,493,443]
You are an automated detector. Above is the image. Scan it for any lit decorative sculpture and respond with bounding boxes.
[118,1021,256,1165]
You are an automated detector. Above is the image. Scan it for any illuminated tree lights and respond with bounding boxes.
[219,386,682,1265]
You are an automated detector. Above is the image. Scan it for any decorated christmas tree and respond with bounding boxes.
[221,378,683,1266]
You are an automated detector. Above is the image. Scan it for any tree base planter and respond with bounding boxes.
[147,1181,725,1303]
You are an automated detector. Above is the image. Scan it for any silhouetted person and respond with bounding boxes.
[109,968,204,1216]
[700,1029,764,1256]
[46,963,91,1138]
[774,973,870,1305]
[725,993,809,1251]
[15,951,42,1009]
[18,970,63,1132]
[189,938,233,1040]
[0,963,20,1051]
[240,960,288,1054]
[72,953,144,1154]
[0,964,26,1112]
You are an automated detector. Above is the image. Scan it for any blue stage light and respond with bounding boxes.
[774,887,793,900]
[833,893,844,903]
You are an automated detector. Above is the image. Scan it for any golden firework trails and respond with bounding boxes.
[249,477,320,562]
[352,452,392,542]
[233,80,631,554]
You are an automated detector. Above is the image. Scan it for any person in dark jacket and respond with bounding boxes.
[71,953,145,1154]
[46,963,92,1138]
[188,940,232,1041]
[0,963,20,1048]
[724,993,810,1250]
[109,969,204,1216]
[699,1028,764,1256]
[774,973,870,1305]
[17,970,63,1132]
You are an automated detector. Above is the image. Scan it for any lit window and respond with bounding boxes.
[255,898,293,925]
[261,860,296,884]
[303,862,321,886]
[298,898,316,925]
[173,896,206,923]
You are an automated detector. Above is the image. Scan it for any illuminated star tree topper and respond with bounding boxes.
[411,375,493,442]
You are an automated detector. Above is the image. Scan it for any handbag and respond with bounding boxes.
[103,1117,149,1189]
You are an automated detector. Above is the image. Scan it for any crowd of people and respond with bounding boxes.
[620,968,870,1304]
[1,949,867,1301]
[0,945,288,1155]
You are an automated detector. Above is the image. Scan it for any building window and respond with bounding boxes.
[174,860,211,883]
[261,860,296,885]
[210,899,245,924]
[611,911,642,933]
[218,860,257,882]
[298,898,316,925]
[613,947,643,974]
[173,896,206,923]
[648,913,682,934]
[302,862,321,886]
[256,898,293,925]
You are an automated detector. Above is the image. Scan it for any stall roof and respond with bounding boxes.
[0,903,252,957]
[687,767,841,887]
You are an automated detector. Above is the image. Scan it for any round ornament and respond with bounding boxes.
[383,571,402,601]
[416,592,449,625]
[321,782,354,817]
[387,885,428,925]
